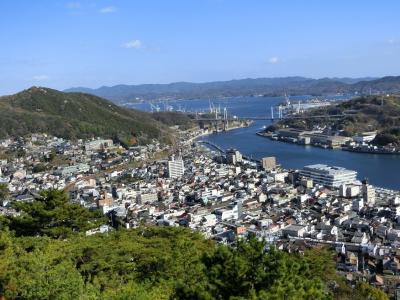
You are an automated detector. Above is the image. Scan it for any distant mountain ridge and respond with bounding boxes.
[64,76,391,103]
[0,87,172,145]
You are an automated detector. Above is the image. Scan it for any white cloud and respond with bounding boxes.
[122,39,144,49]
[100,6,116,13]
[268,57,280,64]
[66,2,81,9]
[33,75,49,81]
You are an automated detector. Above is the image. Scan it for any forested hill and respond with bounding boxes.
[62,76,400,104]
[0,87,173,145]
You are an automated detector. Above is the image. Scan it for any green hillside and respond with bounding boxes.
[151,111,196,130]
[0,87,172,145]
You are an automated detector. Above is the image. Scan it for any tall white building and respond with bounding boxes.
[168,157,184,179]
[300,164,357,188]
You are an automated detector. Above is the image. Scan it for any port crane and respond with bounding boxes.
[149,102,161,112]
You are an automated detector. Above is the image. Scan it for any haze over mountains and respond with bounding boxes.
[65,76,400,104]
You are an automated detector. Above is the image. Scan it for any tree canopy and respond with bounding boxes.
[4,189,106,238]
[0,184,8,201]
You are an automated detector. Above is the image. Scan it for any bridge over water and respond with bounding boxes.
[193,114,347,122]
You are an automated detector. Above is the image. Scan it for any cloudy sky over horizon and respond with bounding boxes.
[1,0,400,94]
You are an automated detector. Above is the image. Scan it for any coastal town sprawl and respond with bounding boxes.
[1,128,400,297]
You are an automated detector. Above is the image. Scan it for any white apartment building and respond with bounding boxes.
[300,164,357,187]
[168,157,185,179]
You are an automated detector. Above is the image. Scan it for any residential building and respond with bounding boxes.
[282,224,306,237]
[54,163,90,177]
[84,139,114,151]
[168,156,184,179]
[262,156,276,170]
[137,192,158,204]
[362,179,375,205]
[226,149,242,165]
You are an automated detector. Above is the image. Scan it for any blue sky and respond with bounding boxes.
[1,0,400,95]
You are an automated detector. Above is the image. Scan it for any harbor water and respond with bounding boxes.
[130,96,400,190]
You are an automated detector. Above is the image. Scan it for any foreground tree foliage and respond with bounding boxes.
[0,190,389,300]
[3,189,106,239]
[0,184,8,201]
[175,237,329,300]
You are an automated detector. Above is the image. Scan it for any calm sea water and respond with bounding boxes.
[129,96,400,190]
